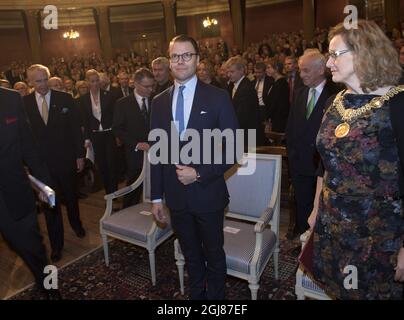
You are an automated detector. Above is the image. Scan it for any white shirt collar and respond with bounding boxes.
[174,74,198,92]
[311,79,327,94]
[233,75,245,91]
[35,90,51,100]
[134,90,148,108]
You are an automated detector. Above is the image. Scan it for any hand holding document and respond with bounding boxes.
[28,175,56,207]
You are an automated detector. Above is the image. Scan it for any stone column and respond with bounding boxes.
[303,0,315,42]
[229,0,245,51]
[162,0,177,43]
[384,0,400,33]
[24,10,42,63]
[95,6,113,62]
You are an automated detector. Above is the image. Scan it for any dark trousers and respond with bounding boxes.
[0,204,48,288]
[171,209,226,300]
[122,148,143,208]
[290,173,317,234]
[44,170,82,252]
[92,131,118,194]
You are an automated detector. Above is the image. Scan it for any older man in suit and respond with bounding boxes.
[23,64,86,263]
[227,56,264,148]
[286,49,339,238]
[113,68,154,208]
[0,87,60,299]
[151,35,238,300]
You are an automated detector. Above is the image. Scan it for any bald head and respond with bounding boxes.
[298,49,326,88]
[48,77,65,91]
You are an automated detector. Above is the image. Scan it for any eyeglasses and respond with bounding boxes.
[328,49,350,60]
[169,52,198,63]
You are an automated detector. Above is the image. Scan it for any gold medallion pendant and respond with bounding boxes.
[335,122,350,138]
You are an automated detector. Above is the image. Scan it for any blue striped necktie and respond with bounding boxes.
[175,85,185,135]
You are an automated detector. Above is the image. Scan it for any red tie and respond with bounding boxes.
[288,76,294,104]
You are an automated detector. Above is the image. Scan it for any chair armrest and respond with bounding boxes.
[104,175,144,201]
[254,207,274,233]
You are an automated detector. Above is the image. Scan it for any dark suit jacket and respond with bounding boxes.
[150,80,239,212]
[113,94,150,151]
[265,77,290,133]
[231,77,264,145]
[111,86,131,102]
[286,80,340,176]
[0,87,50,220]
[253,75,274,104]
[23,90,85,174]
[79,90,115,140]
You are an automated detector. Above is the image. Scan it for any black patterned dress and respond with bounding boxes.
[313,92,404,300]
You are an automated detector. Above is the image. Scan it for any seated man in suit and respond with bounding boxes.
[151,35,239,300]
[113,68,154,208]
[0,86,60,299]
[24,64,86,263]
[286,49,339,240]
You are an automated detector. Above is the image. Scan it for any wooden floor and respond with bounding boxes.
[0,188,291,300]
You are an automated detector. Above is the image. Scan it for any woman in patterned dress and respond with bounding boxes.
[307,20,404,299]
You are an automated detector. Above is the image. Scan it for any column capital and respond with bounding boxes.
[162,0,176,9]
[24,9,39,18]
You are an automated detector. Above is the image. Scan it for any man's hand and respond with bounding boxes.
[77,158,85,173]
[152,202,167,224]
[394,247,404,282]
[176,165,197,185]
[136,142,150,151]
[38,191,48,204]
[84,139,91,149]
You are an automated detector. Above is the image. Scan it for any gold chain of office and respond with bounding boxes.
[333,85,404,138]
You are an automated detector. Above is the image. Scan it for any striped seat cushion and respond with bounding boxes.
[102,203,170,242]
[223,219,276,275]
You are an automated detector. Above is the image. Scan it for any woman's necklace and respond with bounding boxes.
[333,86,404,138]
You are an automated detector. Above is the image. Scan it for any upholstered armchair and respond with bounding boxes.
[295,230,331,300]
[174,153,282,299]
[100,152,173,286]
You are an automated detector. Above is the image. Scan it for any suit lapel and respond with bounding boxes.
[28,92,46,129]
[48,90,58,126]
[185,80,203,131]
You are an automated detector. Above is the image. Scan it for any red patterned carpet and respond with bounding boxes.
[9,237,299,300]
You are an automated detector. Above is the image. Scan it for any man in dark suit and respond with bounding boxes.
[286,50,339,237]
[24,64,86,263]
[151,57,173,98]
[285,56,305,104]
[227,56,265,148]
[111,71,131,101]
[0,87,60,299]
[113,68,154,208]
[80,69,118,195]
[151,35,238,300]
[253,62,274,123]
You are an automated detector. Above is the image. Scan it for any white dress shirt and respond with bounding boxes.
[255,78,265,106]
[134,90,149,112]
[90,90,102,130]
[232,75,245,98]
[35,90,51,119]
[307,79,326,107]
